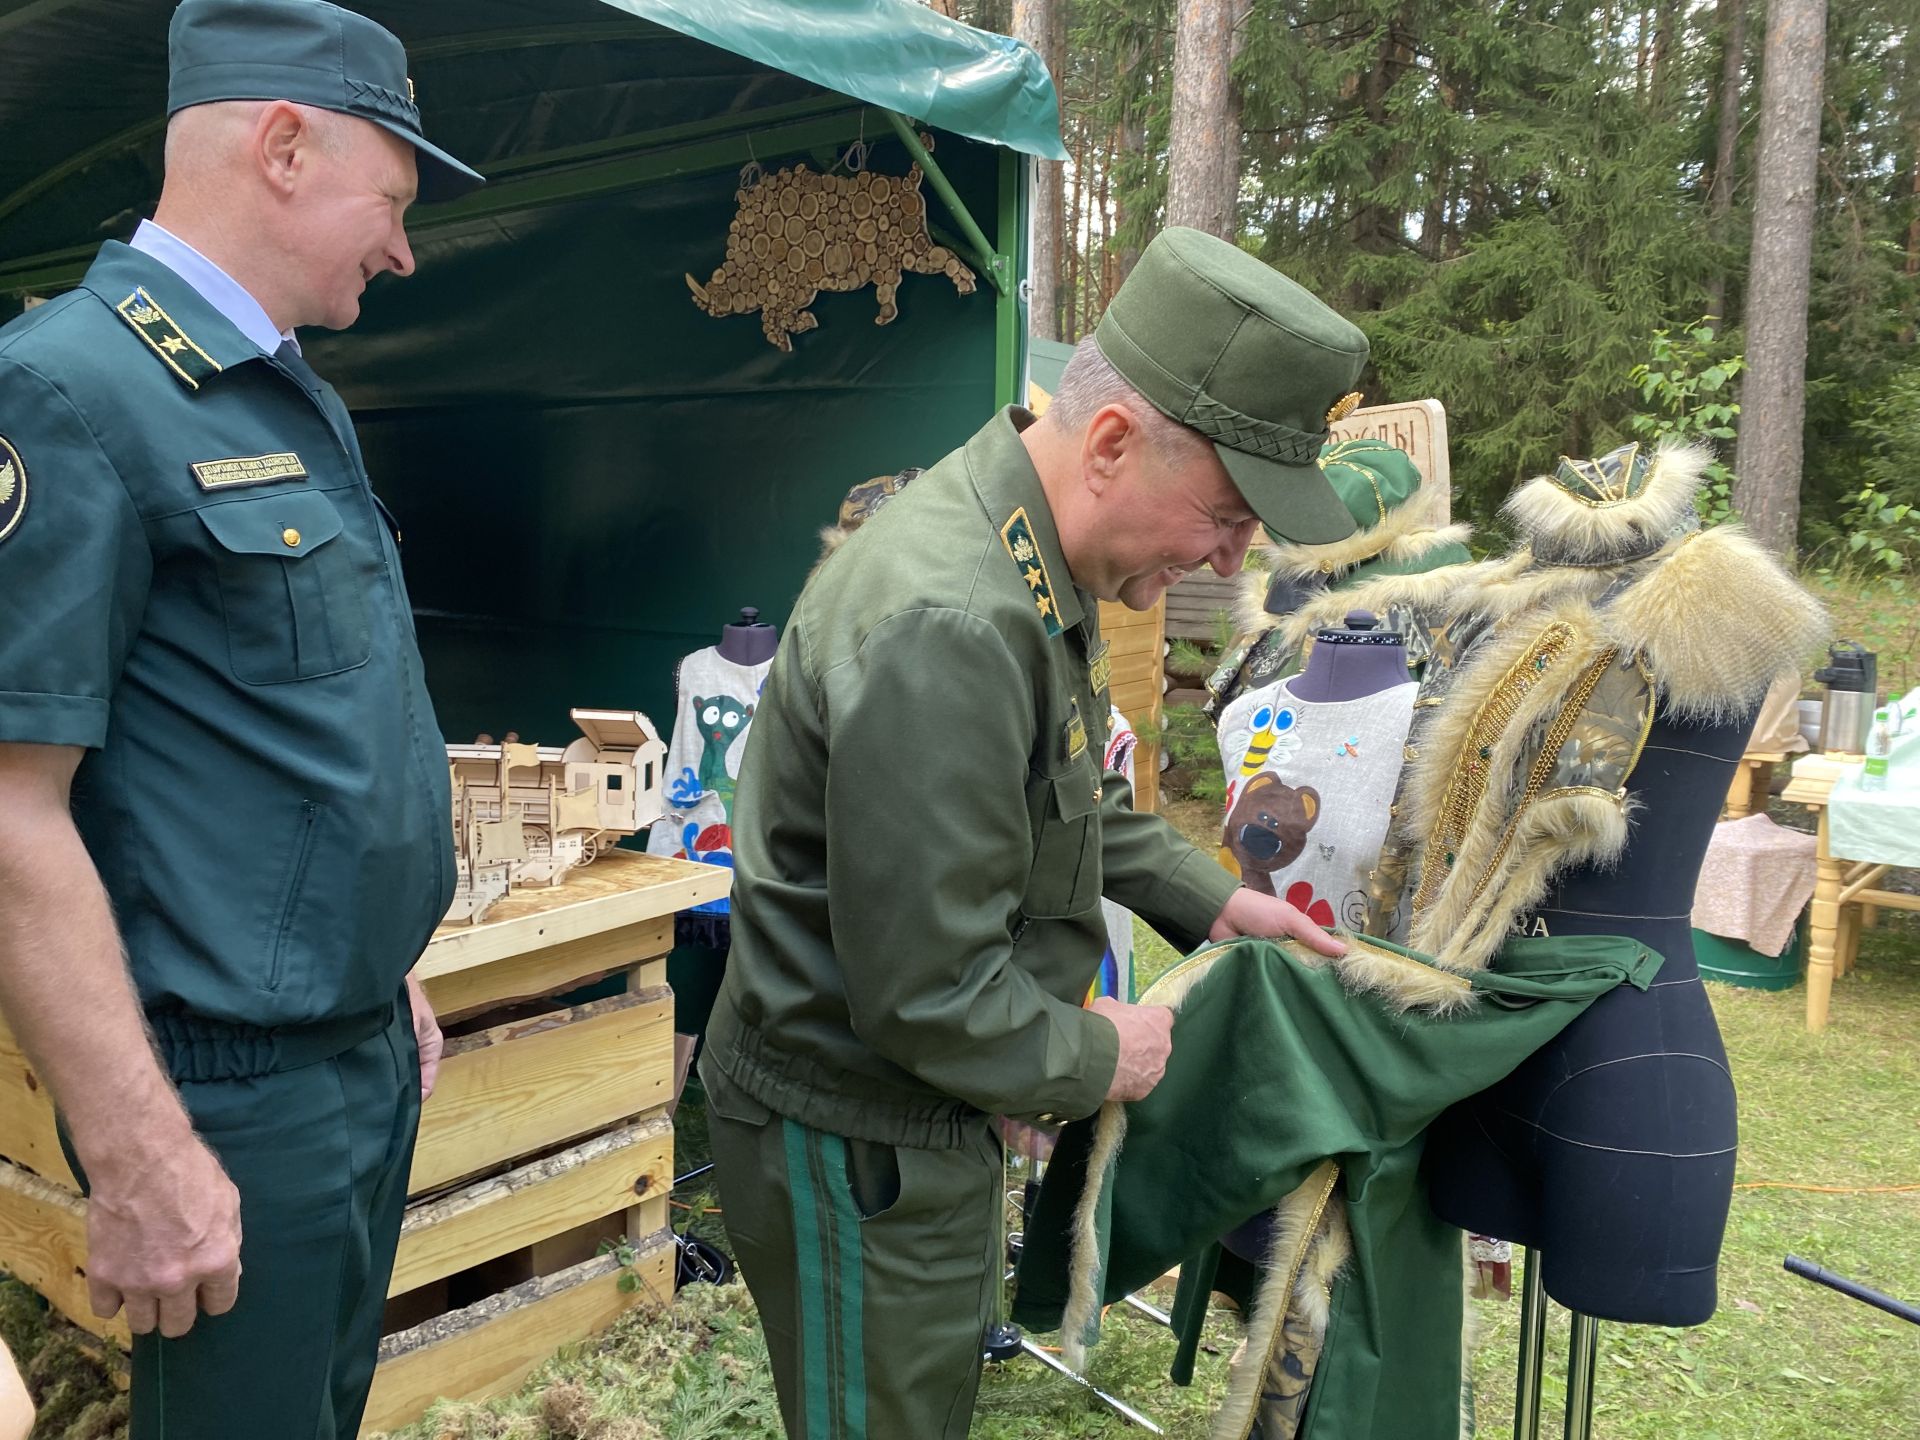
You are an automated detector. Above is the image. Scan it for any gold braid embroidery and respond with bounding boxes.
[1411,621,1577,917]
[1464,646,1622,915]
[1236,1160,1343,1440]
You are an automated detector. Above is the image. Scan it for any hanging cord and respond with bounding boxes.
[737,131,764,191]
[1735,1180,1920,1194]
[830,110,870,176]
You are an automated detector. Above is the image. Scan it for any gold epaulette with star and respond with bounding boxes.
[1000,506,1063,637]
[115,287,223,390]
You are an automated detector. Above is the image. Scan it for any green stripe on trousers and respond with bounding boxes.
[782,1118,868,1438]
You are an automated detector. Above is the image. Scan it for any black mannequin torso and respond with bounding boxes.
[1423,704,1756,1324]
[717,606,778,666]
[1290,611,1407,702]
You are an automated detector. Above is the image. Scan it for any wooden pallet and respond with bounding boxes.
[0,848,727,1436]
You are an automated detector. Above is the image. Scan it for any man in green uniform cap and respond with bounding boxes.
[701,225,1374,1438]
[0,2,480,1434]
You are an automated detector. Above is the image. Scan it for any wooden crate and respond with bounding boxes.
[0,849,727,1437]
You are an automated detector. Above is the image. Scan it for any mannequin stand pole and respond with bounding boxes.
[1512,1248,1547,1440]
[1510,1249,1603,1439]
[1564,1311,1600,1440]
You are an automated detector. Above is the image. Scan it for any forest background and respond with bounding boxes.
[937,0,1920,566]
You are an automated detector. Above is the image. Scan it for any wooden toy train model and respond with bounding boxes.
[444,708,667,925]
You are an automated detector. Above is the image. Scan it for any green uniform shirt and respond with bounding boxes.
[0,243,452,1037]
[704,407,1239,1149]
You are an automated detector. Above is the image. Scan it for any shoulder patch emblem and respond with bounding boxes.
[190,452,308,491]
[115,287,223,390]
[1065,698,1088,762]
[0,435,24,545]
[999,506,1062,637]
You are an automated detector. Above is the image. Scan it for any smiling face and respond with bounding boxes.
[1070,403,1262,610]
[285,114,419,330]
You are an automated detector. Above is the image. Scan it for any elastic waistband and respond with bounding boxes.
[150,1003,396,1082]
[707,1000,984,1150]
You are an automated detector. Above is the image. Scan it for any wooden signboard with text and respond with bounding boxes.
[1330,397,1452,526]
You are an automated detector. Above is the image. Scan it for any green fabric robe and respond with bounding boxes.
[1012,932,1663,1440]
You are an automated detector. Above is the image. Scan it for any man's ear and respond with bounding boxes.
[1080,402,1148,499]
[255,101,310,197]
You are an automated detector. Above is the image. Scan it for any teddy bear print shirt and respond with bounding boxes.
[1216,676,1417,932]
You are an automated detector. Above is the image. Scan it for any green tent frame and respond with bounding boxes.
[1,0,1058,743]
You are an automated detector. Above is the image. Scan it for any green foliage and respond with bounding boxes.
[1164,637,1211,679]
[1847,363,1920,578]
[1018,0,1920,547]
[1155,702,1225,805]
[1628,319,1743,525]
[597,1237,647,1294]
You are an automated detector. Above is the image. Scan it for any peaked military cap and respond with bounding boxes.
[168,0,484,204]
[1094,227,1369,543]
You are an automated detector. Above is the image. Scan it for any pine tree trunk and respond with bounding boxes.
[1705,0,1747,322]
[1650,0,1680,112]
[1113,26,1156,285]
[1217,2,1250,240]
[1013,0,1064,341]
[1732,0,1827,556]
[1067,103,1085,341]
[1105,113,1121,318]
[1166,0,1236,238]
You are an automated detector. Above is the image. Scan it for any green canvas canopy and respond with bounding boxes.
[1,0,1054,744]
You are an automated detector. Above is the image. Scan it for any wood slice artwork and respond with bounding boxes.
[685,158,978,351]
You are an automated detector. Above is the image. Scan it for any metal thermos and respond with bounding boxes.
[1814,641,1878,754]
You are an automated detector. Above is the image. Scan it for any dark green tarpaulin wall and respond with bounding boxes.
[0,0,1038,744]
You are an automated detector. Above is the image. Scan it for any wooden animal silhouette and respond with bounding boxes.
[686,159,976,352]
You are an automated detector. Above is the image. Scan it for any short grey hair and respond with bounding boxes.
[1045,336,1210,463]
[164,99,354,176]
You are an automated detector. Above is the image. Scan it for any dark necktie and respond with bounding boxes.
[272,340,362,462]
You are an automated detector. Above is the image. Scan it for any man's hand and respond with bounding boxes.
[406,971,442,1101]
[85,1135,241,1338]
[1090,996,1174,1102]
[1208,886,1348,956]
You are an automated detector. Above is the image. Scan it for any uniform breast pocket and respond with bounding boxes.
[1022,761,1103,919]
[195,490,372,684]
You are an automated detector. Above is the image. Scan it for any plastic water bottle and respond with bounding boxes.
[1862,708,1893,792]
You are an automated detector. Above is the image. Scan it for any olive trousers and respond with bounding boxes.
[700,1058,1004,1440]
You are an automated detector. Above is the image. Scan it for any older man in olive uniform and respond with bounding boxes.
[0,2,481,1434]
[701,226,1371,1438]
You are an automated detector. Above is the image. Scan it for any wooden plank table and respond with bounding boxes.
[1779,754,1920,1032]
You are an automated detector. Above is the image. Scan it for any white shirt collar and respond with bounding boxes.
[128,219,300,357]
